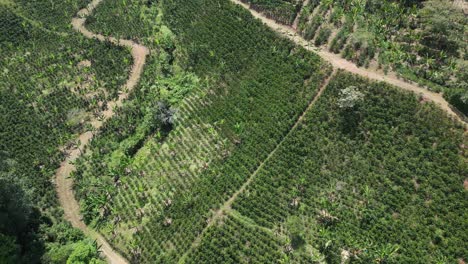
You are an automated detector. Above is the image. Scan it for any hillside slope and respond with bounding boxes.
[241,0,468,116]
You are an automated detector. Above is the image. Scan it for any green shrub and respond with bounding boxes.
[314,26,332,46]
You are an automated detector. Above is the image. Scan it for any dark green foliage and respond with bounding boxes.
[0,233,20,264]
[0,179,32,240]
[72,0,467,263]
[0,178,43,263]
[12,0,89,31]
[0,2,129,262]
[330,24,352,53]
[127,0,330,260]
[0,9,130,212]
[241,0,302,25]
[232,71,467,263]
[302,15,322,40]
[73,0,330,261]
[0,8,30,43]
[186,214,287,263]
[3,0,465,262]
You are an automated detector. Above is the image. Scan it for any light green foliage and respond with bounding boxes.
[337,85,364,109]
[66,108,89,128]
[158,73,199,104]
[419,0,466,57]
[66,240,105,264]
[44,243,76,264]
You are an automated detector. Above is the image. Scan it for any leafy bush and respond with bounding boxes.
[0,233,20,264]
[66,240,105,264]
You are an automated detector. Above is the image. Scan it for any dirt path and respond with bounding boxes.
[178,71,336,264]
[453,0,468,14]
[56,0,149,263]
[232,0,467,128]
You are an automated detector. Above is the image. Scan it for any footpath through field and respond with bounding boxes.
[178,70,337,263]
[55,0,149,263]
[231,0,467,128]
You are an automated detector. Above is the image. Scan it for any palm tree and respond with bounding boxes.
[375,244,399,263]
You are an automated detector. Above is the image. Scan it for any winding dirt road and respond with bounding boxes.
[231,0,467,127]
[55,0,148,263]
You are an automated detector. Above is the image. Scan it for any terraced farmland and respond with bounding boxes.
[1,0,466,263]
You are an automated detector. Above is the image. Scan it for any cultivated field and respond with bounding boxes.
[0,0,466,263]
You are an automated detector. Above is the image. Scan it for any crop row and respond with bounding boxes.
[11,0,90,31]
[230,72,467,263]
[1,3,130,211]
[73,0,331,261]
[0,1,134,261]
[186,213,287,263]
[240,0,303,25]
[85,0,160,48]
[132,0,330,260]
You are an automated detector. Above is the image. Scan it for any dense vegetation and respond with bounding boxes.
[7,0,89,31]
[228,72,467,263]
[0,0,130,262]
[73,0,330,262]
[254,0,468,115]
[2,0,467,263]
[179,72,468,263]
[186,213,288,263]
[183,72,468,263]
[72,0,467,263]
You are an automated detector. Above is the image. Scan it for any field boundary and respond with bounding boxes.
[55,0,149,263]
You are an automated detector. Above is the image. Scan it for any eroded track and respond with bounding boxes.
[56,0,149,263]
